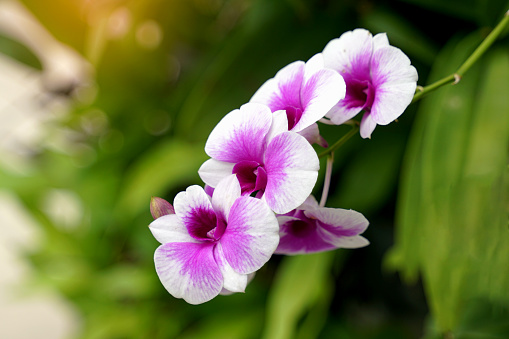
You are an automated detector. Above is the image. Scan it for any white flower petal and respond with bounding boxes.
[205,103,272,163]
[214,242,248,293]
[250,61,305,112]
[211,174,241,221]
[266,110,289,144]
[220,196,279,274]
[149,214,196,244]
[264,132,319,214]
[154,242,222,305]
[198,158,235,188]
[360,111,377,139]
[370,45,418,125]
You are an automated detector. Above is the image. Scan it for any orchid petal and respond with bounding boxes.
[264,132,319,214]
[304,207,369,238]
[220,196,279,274]
[205,103,272,163]
[154,242,222,305]
[149,214,197,244]
[294,67,345,132]
[220,272,255,295]
[266,110,289,143]
[369,46,418,125]
[275,216,336,254]
[250,61,305,113]
[360,111,377,139]
[326,234,370,248]
[211,174,241,222]
[214,242,248,293]
[198,159,235,188]
[323,29,373,78]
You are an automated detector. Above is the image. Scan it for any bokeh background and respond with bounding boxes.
[0,0,508,338]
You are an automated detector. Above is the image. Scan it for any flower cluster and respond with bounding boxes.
[149,29,417,304]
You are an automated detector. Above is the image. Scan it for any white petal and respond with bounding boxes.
[220,196,279,274]
[322,28,373,78]
[154,242,222,304]
[214,242,248,293]
[327,234,370,249]
[220,272,255,295]
[211,174,241,221]
[266,110,289,144]
[264,132,319,214]
[198,158,235,187]
[149,214,196,244]
[373,32,389,50]
[370,45,418,125]
[250,61,305,112]
[360,112,377,139]
[205,103,272,163]
[294,67,346,132]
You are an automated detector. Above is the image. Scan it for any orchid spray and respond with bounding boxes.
[149,11,509,304]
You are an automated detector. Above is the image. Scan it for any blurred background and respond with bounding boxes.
[0,0,508,338]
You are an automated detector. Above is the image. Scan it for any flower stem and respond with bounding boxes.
[318,125,359,158]
[320,152,334,207]
[412,10,509,103]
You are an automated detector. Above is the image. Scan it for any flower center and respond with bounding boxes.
[232,160,267,196]
[284,105,303,130]
[288,218,316,237]
[346,79,375,111]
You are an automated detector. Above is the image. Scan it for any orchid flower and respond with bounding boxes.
[198,103,319,215]
[250,54,346,147]
[322,29,418,138]
[149,175,279,304]
[275,195,369,255]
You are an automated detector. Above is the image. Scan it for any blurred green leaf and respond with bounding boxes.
[262,252,338,339]
[387,29,509,335]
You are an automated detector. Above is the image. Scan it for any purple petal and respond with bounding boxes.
[154,242,222,304]
[204,103,272,164]
[174,185,217,241]
[263,132,319,214]
[149,214,197,244]
[369,45,418,125]
[250,61,305,113]
[304,207,369,238]
[294,66,345,132]
[275,216,337,254]
[220,196,279,274]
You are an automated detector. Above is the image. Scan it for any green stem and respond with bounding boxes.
[412,10,509,104]
[318,125,359,158]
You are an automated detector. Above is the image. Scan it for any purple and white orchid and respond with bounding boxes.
[149,175,279,304]
[275,195,369,255]
[250,54,346,147]
[198,103,319,215]
[322,29,418,138]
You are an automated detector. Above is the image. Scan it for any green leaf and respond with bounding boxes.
[262,252,339,339]
[386,30,509,335]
